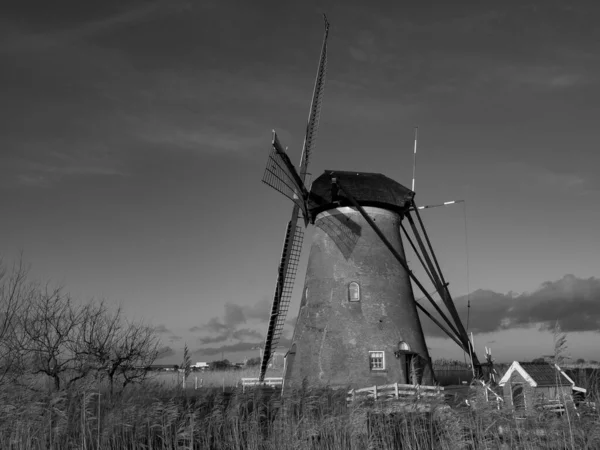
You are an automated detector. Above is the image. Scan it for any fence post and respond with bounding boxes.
[394,382,399,399]
[373,385,378,401]
[195,376,198,390]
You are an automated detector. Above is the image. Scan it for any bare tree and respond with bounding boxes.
[78,303,160,394]
[111,320,160,392]
[17,286,85,390]
[0,257,35,385]
[1,256,161,394]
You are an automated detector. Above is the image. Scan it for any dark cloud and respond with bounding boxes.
[157,346,176,360]
[154,324,181,344]
[232,328,263,341]
[190,317,228,334]
[197,330,230,345]
[190,299,272,348]
[195,341,261,356]
[154,324,172,334]
[224,303,246,326]
[420,275,600,338]
[243,297,271,322]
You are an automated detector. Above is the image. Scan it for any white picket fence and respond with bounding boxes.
[347,383,445,403]
[240,377,284,392]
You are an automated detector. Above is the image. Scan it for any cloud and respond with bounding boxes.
[154,324,172,334]
[243,298,271,322]
[420,275,600,338]
[0,1,193,54]
[481,64,588,90]
[224,303,246,327]
[156,346,177,360]
[134,123,266,155]
[152,324,182,344]
[194,342,260,356]
[196,337,292,357]
[491,162,596,197]
[191,317,228,334]
[232,328,263,341]
[191,299,272,347]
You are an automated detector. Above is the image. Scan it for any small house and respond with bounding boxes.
[498,361,584,413]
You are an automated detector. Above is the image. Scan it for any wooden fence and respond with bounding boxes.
[240,377,283,391]
[347,383,445,403]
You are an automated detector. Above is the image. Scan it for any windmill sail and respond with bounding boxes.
[299,14,329,178]
[259,15,330,382]
[262,132,310,225]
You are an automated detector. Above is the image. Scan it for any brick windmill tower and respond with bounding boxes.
[259,16,479,390]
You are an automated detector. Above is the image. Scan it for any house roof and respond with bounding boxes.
[498,361,574,387]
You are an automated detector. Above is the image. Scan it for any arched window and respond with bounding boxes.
[348,282,360,302]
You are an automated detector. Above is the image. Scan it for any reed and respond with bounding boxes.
[0,370,597,449]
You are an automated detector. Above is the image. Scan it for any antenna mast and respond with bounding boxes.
[411,127,418,192]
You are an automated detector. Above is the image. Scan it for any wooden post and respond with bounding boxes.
[373,385,378,401]
[97,392,101,450]
[394,382,399,399]
[195,376,198,390]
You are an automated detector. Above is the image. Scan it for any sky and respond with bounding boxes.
[1,0,599,366]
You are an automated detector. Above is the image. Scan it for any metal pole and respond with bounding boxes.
[335,181,468,352]
[400,223,436,286]
[410,204,479,367]
[405,213,469,348]
[412,127,418,192]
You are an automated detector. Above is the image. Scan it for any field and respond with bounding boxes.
[0,366,598,449]
[151,367,282,390]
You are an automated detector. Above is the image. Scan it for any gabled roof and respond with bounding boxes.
[498,361,574,387]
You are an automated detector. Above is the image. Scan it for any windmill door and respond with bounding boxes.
[512,383,525,410]
[401,352,419,385]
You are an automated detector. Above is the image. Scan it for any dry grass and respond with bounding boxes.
[151,367,284,390]
[0,369,597,449]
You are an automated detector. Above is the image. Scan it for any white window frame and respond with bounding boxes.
[369,351,385,370]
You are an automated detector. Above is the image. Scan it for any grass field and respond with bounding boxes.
[1,365,597,449]
[152,367,284,389]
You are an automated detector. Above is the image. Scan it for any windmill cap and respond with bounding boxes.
[308,170,415,218]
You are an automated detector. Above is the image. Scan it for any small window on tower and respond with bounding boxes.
[369,351,385,370]
[348,282,360,302]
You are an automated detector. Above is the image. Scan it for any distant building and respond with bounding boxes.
[498,361,585,413]
[147,364,178,372]
[191,362,209,370]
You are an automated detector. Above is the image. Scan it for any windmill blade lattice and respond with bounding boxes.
[261,221,303,368]
[262,132,310,224]
[299,14,329,177]
[259,15,330,382]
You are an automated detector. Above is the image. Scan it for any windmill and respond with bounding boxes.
[259,16,481,389]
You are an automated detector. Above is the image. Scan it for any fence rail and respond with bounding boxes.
[347,383,445,403]
[240,377,283,391]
